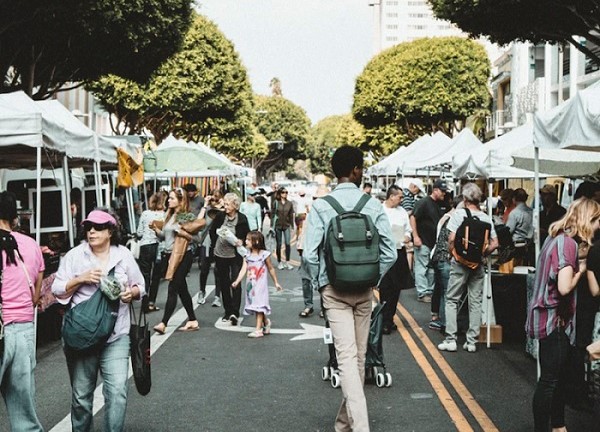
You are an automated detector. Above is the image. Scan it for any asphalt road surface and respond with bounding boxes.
[1,249,598,431]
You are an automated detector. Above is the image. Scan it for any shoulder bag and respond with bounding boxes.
[62,268,120,352]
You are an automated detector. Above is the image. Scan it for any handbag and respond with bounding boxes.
[62,268,119,352]
[127,237,141,259]
[129,301,151,395]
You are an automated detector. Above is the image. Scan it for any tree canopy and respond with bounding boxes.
[0,0,192,98]
[88,14,255,145]
[352,37,490,155]
[252,94,311,178]
[429,0,600,66]
[307,115,366,175]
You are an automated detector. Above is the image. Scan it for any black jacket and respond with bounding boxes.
[209,211,250,255]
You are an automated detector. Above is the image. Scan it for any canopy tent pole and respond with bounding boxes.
[533,147,541,263]
[63,156,74,248]
[486,179,494,348]
[126,187,136,234]
[35,147,42,244]
[93,161,102,208]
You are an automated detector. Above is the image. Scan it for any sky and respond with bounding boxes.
[196,0,374,124]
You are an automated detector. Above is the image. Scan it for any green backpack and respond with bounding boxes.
[322,194,380,291]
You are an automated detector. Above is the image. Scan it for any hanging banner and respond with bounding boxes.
[117,147,144,187]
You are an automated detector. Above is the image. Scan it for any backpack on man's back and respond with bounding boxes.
[322,194,380,291]
[452,209,491,270]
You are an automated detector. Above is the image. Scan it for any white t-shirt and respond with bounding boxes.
[447,208,497,238]
[383,205,412,249]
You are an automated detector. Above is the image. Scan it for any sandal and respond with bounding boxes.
[153,323,166,335]
[299,307,314,318]
[178,321,200,332]
[147,304,160,312]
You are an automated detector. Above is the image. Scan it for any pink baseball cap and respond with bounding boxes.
[82,210,117,226]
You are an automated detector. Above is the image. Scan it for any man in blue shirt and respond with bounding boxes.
[304,146,396,432]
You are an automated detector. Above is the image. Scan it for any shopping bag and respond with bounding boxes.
[127,238,140,259]
[129,301,151,395]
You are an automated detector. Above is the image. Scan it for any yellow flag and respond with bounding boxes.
[117,148,144,188]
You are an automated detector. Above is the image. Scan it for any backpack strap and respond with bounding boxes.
[352,194,372,213]
[464,208,472,219]
[321,195,345,215]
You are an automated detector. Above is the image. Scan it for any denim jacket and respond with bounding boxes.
[303,183,397,290]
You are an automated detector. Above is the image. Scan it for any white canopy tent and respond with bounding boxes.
[0,92,67,243]
[396,131,453,176]
[398,128,481,176]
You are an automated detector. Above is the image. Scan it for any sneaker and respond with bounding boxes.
[197,293,206,305]
[221,317,230,323]
[438,338,457,352]
[263,318,272,335]
[428,319,443,330]
[463,342,477,353]
[212,297,221,308]
[278,262,285,270]
[229,314,238,326]
[247,330,264,338]
[418,295,432,303]
[285,262,294,270]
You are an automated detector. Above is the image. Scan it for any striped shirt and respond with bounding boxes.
[525,233,578,345]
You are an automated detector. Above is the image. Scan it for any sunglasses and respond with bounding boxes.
[281,191,288,194]
[83,222,112,232]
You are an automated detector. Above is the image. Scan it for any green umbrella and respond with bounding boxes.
[144,135,234,174]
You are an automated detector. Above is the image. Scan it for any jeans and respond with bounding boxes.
[0,323,43,432]
[65,335,131,432]
[432,260,450,325]
[215,255,243,318]
[533,328,570,432]
[413,244,434,298]
[275,227,291,262]
[161,250,196,325]
[302,277,314,309]
[444,260,484,345]
[321,285,372,432]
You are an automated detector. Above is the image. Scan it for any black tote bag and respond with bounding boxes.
[129,301,151,395]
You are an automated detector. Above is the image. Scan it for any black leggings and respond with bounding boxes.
[198,246,220,297]
[379,248,409,327]
[160,251,196,325]
[533,327,570,432]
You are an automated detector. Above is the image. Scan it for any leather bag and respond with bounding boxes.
[129,302,151,395]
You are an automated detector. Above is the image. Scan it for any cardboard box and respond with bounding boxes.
[478,324,503,344]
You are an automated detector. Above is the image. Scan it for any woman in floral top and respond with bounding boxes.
[526,198,600,432]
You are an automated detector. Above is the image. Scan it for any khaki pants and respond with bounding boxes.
[322,285,373,432]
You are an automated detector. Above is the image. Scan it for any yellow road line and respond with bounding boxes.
[396,302,499,432]
[372,291,473,431]
[393,314,474,431]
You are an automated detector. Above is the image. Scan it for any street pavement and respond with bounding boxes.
[1,248,598,431]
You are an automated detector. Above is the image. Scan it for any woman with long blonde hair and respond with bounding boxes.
[526,198,600,432]
[152,188,199,333]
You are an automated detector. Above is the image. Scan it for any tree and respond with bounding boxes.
[0,0,192,98]
[429,0,600,66]
[307,115,367,175]
[353,37,490,155]
[88,14,255,145]
[253,94,311,178]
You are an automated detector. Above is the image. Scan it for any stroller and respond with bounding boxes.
[321,302,392,388]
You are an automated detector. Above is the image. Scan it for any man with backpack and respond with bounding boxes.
[303,146,396,432]
[438,183,498,353]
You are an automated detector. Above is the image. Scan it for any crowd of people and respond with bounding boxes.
[3,153,600,431]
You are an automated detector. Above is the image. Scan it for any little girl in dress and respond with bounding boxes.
[232,230,283,338]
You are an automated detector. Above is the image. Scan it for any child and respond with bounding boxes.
[232,231,283,338]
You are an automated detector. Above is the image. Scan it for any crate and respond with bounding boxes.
[478,324,503,344]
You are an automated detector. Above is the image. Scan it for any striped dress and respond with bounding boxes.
[525,233,578,345]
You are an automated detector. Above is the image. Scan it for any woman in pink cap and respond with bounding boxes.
[52,208,144,432]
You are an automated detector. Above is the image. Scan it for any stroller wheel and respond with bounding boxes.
[376,372,386,388]
[385,373,392,387]
[321,366,330,381]
[331,373,341,388]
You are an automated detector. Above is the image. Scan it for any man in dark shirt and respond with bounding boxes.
[184,183,205,217]
[539,184,566,244]
[410,179,447,302]
[253,188,269,223]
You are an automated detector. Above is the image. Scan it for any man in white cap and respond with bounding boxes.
[401,178,423,214]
